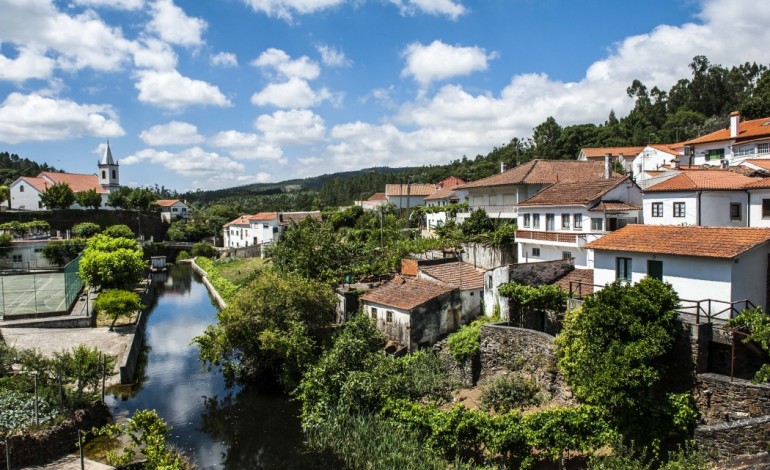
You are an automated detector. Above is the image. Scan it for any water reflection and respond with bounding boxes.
[108,264,322,469]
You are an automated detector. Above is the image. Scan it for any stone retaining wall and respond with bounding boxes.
[119,280,155,384]
[695,414,770,462]
[0,401,111,468]
[479,323,572,403]
[189,258,227,309]
[694,373,770,425]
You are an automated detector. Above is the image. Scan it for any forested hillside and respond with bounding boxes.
[0,152,61,185]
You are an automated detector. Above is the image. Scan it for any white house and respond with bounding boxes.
[515,176,642,268]
[642,169,759,227]
[424,177,467,232]
[356,192,388,210]
[9,143,120,211]
[631,144,683,182]
[157,199,189,222]
[385,183,436,209]
[578,146,645,174]
[222,211,321,249]
[416,259,485,319]
[586,224,770,319]
[455,160,608,222]
[685,111,770,166]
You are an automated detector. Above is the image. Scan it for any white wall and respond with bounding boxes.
[387,195,427,209]
[518,242,588,268]
[631,147,677,179]
[9,181,42,211]
[749,189,770,227]
[700,192,749,227]
[643,191,749,227]
[731,244,769,313]
[643,193,697,225]
[483,266,510,318]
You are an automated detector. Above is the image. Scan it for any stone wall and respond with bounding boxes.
[0,401,111,468]
[695,414,770,463]
[694,373,770,425]
[189,258,227,309]
[508,259,574,287]
[433,336,477,388]
[478,323,572,404]
[119,279,156,384]
[460,242,515,270]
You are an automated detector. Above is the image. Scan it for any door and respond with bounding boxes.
[647,260,663,281]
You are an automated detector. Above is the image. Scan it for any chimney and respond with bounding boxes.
[500,162,508,174]
[604,154,612,179]
[672,159,680,170]
[730,111,740,138]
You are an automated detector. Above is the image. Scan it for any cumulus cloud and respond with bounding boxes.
[402,40,496,87]
[251,48,320,80]
[254,109,326,144]
[122,147,247,189]
[389,0,466,20]
[135,70,231,110]
[147,0,207,47]
[72,0,145,9]
[208,130,285,160]
[0,47,55,82]
[316,44,350,67]
[139,121,204,145]
[240,0,345,21]
[251,77,331,108]
[0,93,125,144]
[211,52,238,67]
[131,38,177,71]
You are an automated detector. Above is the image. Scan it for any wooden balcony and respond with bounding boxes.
[515,230,577,244]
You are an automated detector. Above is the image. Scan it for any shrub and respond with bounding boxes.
[192,242,218,259]
[447,317,491,364]
[480,373,544,413]
[93,289,143,331]
[71,222,101,238]
[176,250,190,262]
[103,224,134,239]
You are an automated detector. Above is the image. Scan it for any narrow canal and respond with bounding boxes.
[107,264,325,469]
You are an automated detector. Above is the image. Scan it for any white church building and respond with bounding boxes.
[9,143,121,211]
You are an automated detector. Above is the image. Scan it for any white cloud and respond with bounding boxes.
[131,38,177,71]
[0,93,125,144]
[0,47,55,82]
[122,147,247,189]
[147,0,207,47]
[208,130,285,160]
[135,70,231,110]
[72,0,145,9]
[360,85,397,108]
[389,0,466,20]
[254,109,326,144]
[251,48,320,80]
[316,44,350,67]
[139,121,204,145]
[211,52,238,67]
[251,77,330,108]
[240,0,345,21]
[402,40,495,87]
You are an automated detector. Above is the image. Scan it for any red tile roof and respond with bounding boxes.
[156,199,182,207]
[586,225,770,259]
[589,201,642,212]
[41,172,106,193]
[419,261,484,290]
[436,176,466,189]
[250,211,279,221]
[457,160,607,189]
[424,186,462,201]
[517,177,629,207]
[685,116,770,145]
[361,276,456,311]
[367,192,387,201]
[385,184,437,197]
[643,170,758,192]
[647,144,682,156]
[19,176,49,192]
[745,159,770,171]
[581,146,645,160]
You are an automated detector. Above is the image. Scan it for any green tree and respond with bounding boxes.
[103,224,134,239]
[461,208,494,236]
[0,185,9,204]
[76,189,102,209]
[128,188,159,211]
[93,289,143,331]
[0,232,12,258]
[78,235,145,288]
[42,239,87,266]
[71,222,101,238]
[533,116,563,158]
[39,182,75,209]
[194,269,337,389]
[106,186,131,209]
[192,242,218,258]
[726,307,770,383]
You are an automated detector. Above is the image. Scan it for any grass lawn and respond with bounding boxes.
[212,257,269,285]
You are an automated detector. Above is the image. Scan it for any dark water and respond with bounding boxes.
[107,264,323,469]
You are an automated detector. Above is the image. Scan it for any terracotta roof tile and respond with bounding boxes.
[643,170,758,192]
[457,160,607,190]
[41,172,106,193]
[156,199,181,207]
[581,146,645,160]
[589,201,642,212]
[367,192,387,201]
[585,225,770,259]
[249,212,279,221]
[385,184,437,197]
[19,176,49,192]
[745,159,770,171]
[517,177,629,206]
[419,261,484,290]
[685,116,770,145]
[361,276,456,310]
[424,186,462,201]
[647,144,682,156]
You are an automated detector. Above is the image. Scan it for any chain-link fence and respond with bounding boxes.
[0,254,82,318]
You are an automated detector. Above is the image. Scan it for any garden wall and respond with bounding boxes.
[694,373,770,425]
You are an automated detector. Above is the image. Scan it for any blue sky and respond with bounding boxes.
[0,0,767,191]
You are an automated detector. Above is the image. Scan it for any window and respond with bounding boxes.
[101,170,106,179]
[759,143,770,155]
[487,275,492,290]
[591,218,603,231]
[651,202,663,217]
[545,214,555,231]
[561,214,570,229]
[730,203,741,221]
[707,149,724,161]
[181,208,187,212]
[616,257,632,282]
[647,260,663,281]
[562,251,572,260]
[12,255,22,263]
[523,214,531,227]
[386,310,393,323]
[112,170,116,179]
[673,202,686,218]
[273,227,279,233]
[532,214,540,229]
[763,199,770,218]
[532,248,540,257]
[371,307,377,320]
[172,208,178,212]
[19,185,23,192]
[573,214,582,230]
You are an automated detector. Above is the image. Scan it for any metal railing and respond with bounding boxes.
[517,230,578,244]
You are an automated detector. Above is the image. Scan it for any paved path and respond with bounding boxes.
[22,454,114,469]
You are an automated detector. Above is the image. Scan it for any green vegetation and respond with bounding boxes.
[39,181,76,209]
[93,289,143,331]
[176,250,190,262]
[102,224,134,239]
[447,316,492,365]
[42,238,87,266]
[499,282,567,325]
[78,233,145,288]
[480,373,544,413]
[726,307,770,383]
[0,220,50,237]
[191,242,218,258]
[205,256,266,285]
[194,256,238,302]
[0,151,60,185]
[76,189,102,209]
[106,186,158,211]
[71,222,101,238]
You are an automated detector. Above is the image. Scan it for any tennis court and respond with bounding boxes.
[0,271,68,317]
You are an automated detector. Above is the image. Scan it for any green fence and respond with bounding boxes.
[64,253,83,312]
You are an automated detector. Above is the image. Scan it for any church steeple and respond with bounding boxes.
[98,141,120,192]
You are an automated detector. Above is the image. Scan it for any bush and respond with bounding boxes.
[192,242,218,259]
[103,224,134,239]
[71,222,101,238]
[42,239,87,266]
[447,317,490,364]
[480,373,544,413]
[176,250,190,262]
[93,289,143,331]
